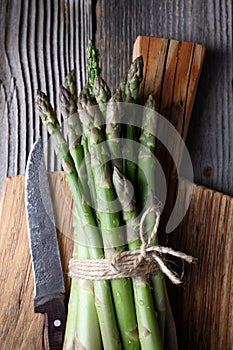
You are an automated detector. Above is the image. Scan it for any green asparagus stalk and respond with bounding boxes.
[120,56,143,185]
[59,86,90,198]
[121,56,143,103]
[113,167,163,350]
[64,209,102,350]
[137,95,158,208]
[92,75,111,117]
[106,90,123,172]
[78,90,98,209]
[37,90,122,350]
[87,40,111,117]
[59,85,82,162]
[60,77,102,349]
[79,98,140,350]
[137,95,178,347]
[73,211,103,350]
[93,75,111,105]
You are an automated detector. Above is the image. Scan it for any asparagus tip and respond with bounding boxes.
[64,69,77,97]
[87,40,101,88]
[36,90,59,129]
[59,85,73,105]
[93,75,111,104]
[113,167,136,212]
[144,94,158,111]
[113,166,121,183]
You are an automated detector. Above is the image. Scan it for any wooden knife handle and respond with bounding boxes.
[35,295,67,350]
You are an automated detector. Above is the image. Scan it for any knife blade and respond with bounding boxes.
[25,137,66,350]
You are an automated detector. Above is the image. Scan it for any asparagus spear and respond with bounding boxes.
[59,85,90,199]
[137,95,178,348]
[121,56,143,103]
[92,75,111,117]
[87,40,111,117]
[137,95,158,208]
[37,90,122,350]
[78,90,98,209]
[73,210,103,350]
[60,75,103,349]
[87,40,101,95]
[93,75,111,104]
[64,209,103,350]
[106,90,123,172]
[120,56,143,186]
[113,167,163,350]
[64,69,77,100]
[79,97,140,350]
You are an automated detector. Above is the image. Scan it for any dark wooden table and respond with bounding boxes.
[0,1,232,349]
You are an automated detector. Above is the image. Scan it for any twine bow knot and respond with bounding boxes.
[69,206,195,285]
[136,206,161,266]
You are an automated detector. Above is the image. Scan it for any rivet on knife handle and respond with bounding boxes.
[35,295,66,350]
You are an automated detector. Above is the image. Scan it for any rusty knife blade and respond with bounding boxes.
[25,137,66,350]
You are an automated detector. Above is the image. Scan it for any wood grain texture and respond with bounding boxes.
[0,172,74,350]
[0,173,232,349]
[0,0,93,190]
[169,179,233,350]
[95,0,233,195]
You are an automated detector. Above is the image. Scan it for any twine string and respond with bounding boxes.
[69,206,195,285]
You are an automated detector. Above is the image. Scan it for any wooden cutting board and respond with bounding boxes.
[0,173,73,350]
[0,36,208,349]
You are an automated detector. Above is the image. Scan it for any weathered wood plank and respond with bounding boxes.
[0,0,93,190]
[0,173,74,350]
[95,0,233,195]
[169,180,233,350]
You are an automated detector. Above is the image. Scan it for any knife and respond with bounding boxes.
[25,137,67,350]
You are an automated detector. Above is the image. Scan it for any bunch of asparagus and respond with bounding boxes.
[37,41,177,350]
